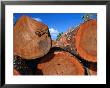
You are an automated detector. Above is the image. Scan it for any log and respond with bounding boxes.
[37,50,85,75]
[14,16,51,59]
[56,19,97,62]
[13,69,20,75]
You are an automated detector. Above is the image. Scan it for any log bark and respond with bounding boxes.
[37,50,85,75]
[56,19,97,62]
[14,16,51,59]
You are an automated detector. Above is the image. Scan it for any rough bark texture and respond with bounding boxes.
[56,19,97,62]
[14,16,51,59]
[37,51,85,75]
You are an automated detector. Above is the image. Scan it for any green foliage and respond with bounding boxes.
[56,32,63,40]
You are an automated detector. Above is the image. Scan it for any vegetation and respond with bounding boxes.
[56,32,63,40]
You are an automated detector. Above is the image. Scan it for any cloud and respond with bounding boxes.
[32,17,42,22]
[49,28,59,40]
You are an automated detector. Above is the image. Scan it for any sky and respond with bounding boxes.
[14,13,97,40]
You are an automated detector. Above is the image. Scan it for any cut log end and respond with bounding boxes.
[14,16,51,59]
[37,51,85,75]
[75,20,97,62]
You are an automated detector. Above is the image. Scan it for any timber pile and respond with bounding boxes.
[13,16,96,75]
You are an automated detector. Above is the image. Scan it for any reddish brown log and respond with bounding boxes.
[37,51,85,75]
[14,16,51,59]
[13,69,20,75]
[56,19,97,62]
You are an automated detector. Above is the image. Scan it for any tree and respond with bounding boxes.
[56,32,63,40]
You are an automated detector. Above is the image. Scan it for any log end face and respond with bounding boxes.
[37,51,85,75]
[75,19,97,62]
[14,16,52,59]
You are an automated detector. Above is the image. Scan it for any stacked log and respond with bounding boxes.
[37,50,85,75]
[56,19,97,62]
[14,16,51,59]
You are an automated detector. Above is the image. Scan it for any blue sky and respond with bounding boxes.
[14,13,97,40]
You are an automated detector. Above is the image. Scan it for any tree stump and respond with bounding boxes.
[14,16,51,59]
